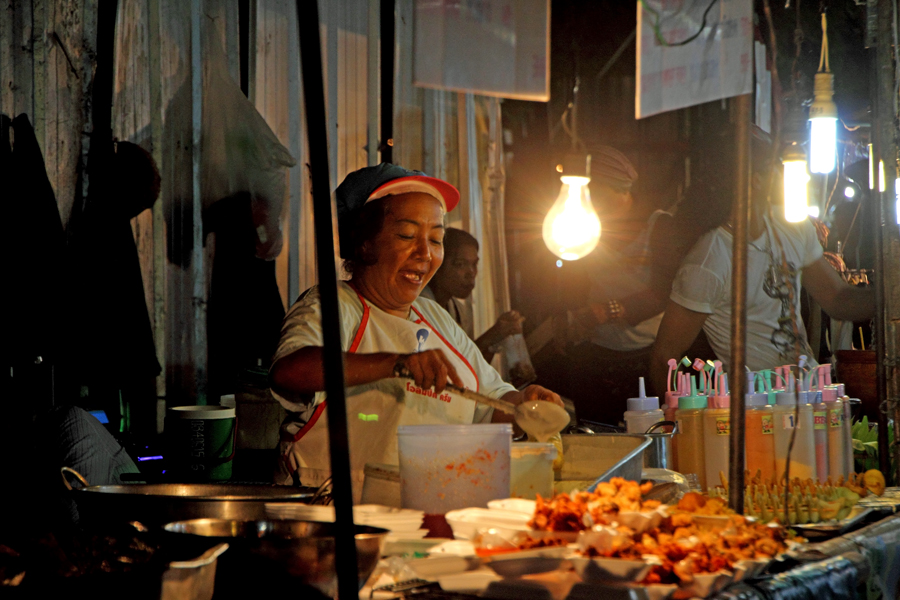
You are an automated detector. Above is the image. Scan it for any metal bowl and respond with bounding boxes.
[163,519,387,594]
[62,467,316,526]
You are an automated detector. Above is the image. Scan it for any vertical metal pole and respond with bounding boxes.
[296,2,359,597]
[367,0,379,166]
[728,94,752,513]
[380,0,394,163]
[872,0,897,483]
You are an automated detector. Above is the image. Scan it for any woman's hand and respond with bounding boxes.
[502,385,564,409]
[396,349,465,394]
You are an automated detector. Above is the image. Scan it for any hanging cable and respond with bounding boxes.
[639,0,719,47]
[817,13,830,73]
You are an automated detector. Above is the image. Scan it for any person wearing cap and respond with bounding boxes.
[565,146,679,426]
[421,227,525,363]
[269,164,563,492]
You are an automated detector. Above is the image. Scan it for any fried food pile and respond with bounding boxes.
[529,478,660,532]
[527,481,801,587]
[589,513,795,585]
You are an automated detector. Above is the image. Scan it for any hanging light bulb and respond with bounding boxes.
[783,145,810,223]
[542,155,601,261]
[809,14,838,174]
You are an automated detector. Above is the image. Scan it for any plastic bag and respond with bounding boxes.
[500,333,537,389]
[201,36,296,260]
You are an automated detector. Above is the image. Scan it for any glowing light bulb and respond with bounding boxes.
[844,186,855,199]
[896,179,900,225]
[808,205,820,218]
[542,175,601,261]
[809,116,837,174]
[783,159,810,222]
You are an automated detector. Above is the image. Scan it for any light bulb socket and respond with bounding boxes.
[560,153,591,179]
[782,142,807,164]
[809,72,838,120]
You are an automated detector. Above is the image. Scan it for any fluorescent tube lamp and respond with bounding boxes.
[809,74,838,174]
[879,160,886,193]
[542,155,601,261]
[783,151,810,223]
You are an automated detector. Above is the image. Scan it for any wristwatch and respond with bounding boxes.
[606,299,624,321]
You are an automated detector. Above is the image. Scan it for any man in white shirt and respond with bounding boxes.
[650,171,874,394]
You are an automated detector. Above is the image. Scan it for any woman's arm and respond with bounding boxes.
[270,347,466,398]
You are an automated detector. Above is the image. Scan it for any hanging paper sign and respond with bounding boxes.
[636,0,753,119]
[413,0,550,101]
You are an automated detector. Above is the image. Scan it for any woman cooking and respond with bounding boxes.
[269,163,563,494]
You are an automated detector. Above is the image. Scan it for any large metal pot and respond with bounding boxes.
[62,467,315,527]
[163,519,387,596]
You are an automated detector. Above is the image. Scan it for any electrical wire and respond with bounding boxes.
[817,13,830,73]
[639,0,720,47]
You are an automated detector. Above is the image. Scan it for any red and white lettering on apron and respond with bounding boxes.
[278,287,480,498]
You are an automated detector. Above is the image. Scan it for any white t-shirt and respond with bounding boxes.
[271,281,514,425]
[670,217,823,371]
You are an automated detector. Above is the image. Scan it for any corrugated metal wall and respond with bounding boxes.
[2,0,507,410]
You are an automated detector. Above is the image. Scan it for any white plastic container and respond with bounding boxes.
[624,378,664,434]
[510,442,557,499]
[398,424,512,514]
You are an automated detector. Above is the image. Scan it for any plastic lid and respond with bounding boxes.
[168,405,235,419]
[746,393,769,407]
[511,442,558,459]
[627,377,660,411]
[397,423,513,436]
[838,383,846,397]
[798,391,816,404]
[776,391,811,406]
[678,394,707,409]
[822,386,839,403]
[707,395,730,408]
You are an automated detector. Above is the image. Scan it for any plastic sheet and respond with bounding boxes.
[752,554,862,600]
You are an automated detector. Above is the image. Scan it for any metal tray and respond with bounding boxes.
[555,434,651,492]
[792,507,874,539]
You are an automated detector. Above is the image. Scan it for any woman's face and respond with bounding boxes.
[355,192,445,315]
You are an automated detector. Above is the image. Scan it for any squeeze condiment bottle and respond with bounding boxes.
[663,359,681,424]
[675,377,707,490]
[838,383,855,475]
[820,366,847,479]
[810,369,829,482]
[745,373,776,482]
[624,377,664,434]
[773,374,817,481]
[703,375,730,491]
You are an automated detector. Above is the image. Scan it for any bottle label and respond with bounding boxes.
[782,414,796,430]
[830,410,842,428]
[761,415,774,435]
[814,411,827,430]
[715,418,730,436]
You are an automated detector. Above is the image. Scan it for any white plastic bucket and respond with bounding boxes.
[510,442,557,499]
[397,424,512,513]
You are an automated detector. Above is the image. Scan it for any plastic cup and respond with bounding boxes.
[165,405,236,481]
[397,424,511,514]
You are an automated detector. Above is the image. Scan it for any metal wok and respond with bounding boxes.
[62,467,315,527]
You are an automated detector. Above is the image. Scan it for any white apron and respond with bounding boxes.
[278,287,481,499]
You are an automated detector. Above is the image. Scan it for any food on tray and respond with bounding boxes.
[863,469,886,496]
[472,529,569,557]
[580,512,800,586]
[707,472,866,524]
[529,478,659,532]
[673,492,734,516]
